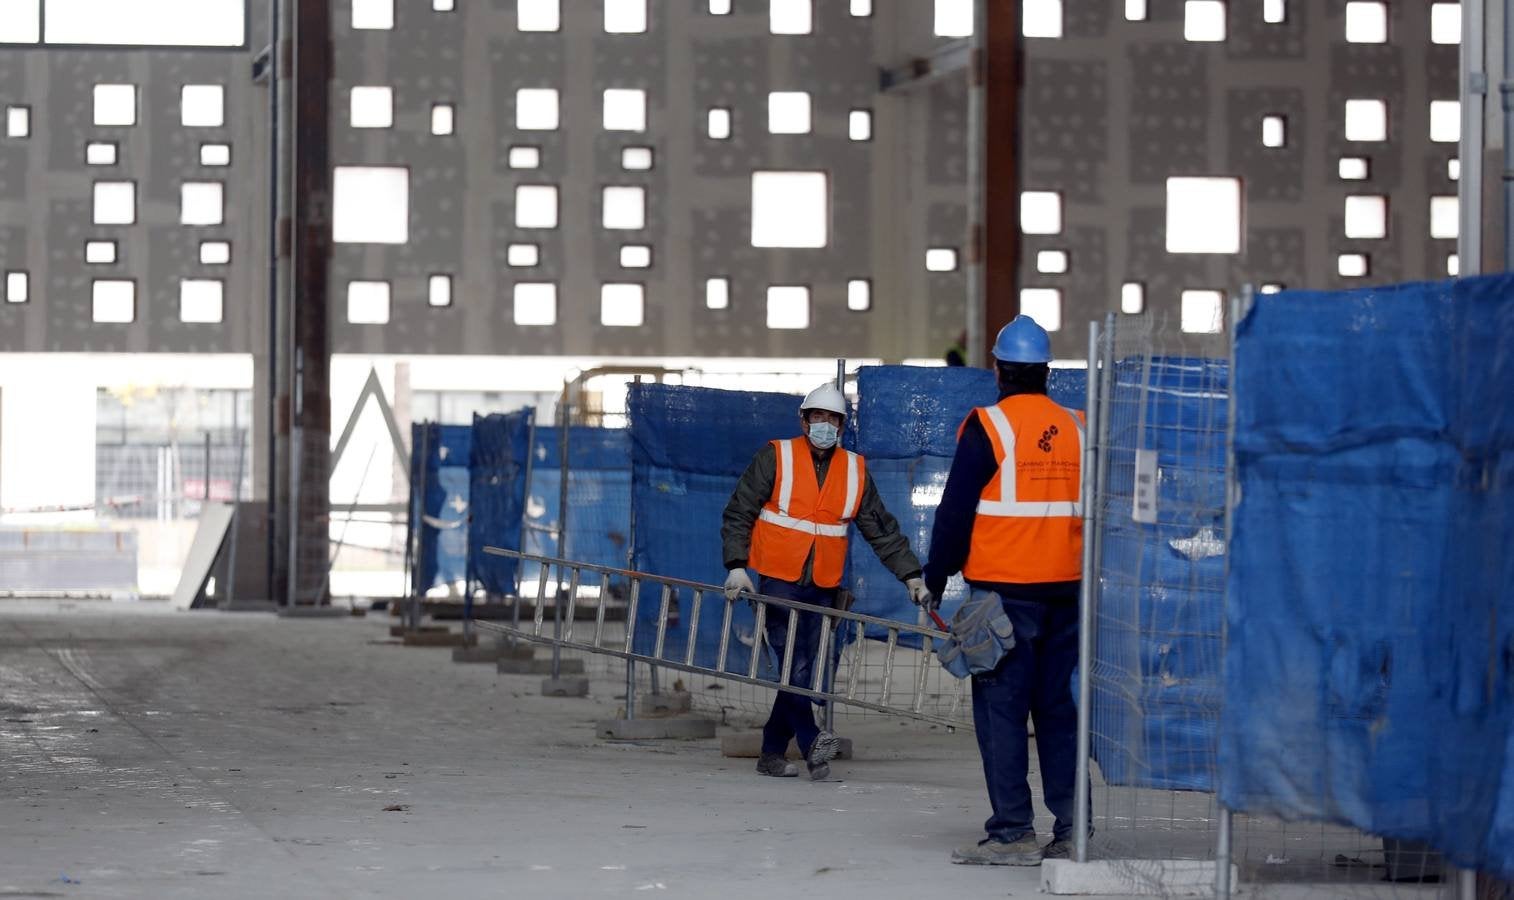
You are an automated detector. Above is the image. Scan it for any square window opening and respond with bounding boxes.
[1180,289,1224,333]
[516,88,560,131]
[1165,177,1242,253]
[603,186,646,230]
[1019,288,1062,331]
[751,171,828,248]
[770,0,812,34]
[847,279,871,312]
[603,88,647,132]
[180,279,224,324]
[507,244,540,267]
[333,166,410,244]
[926,248,958,272]
[181,84,224,127]
[706,278,730,310]
[347,280,391,324]
[92,279,135,323]
[514,282,557,325]
[1121,282,1145,315]
[768,92,812,134]
[516,184,560,229]
[1183,0,1226,41]
[1021,190,1063,234]
[428,274,453,307]
[622,146,654,170]
[601,283,645,327]
[766,285,810,329]
[620,245,652,268]
[93,84,136,127]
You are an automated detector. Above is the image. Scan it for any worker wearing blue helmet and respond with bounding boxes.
[925,315,1089,866]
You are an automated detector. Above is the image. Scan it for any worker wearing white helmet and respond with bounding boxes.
[721,382,928,781]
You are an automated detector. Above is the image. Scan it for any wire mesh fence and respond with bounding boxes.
[1084,305,1460,898]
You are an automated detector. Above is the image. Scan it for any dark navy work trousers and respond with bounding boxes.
[756,576,837,758]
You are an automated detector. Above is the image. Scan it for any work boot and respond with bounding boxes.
[755,753,798,778]
[806,730,840,781]
[1042,837,1071,860]
[950,834,1044,866]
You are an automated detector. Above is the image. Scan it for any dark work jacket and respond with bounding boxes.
[922,385,1081,604]
[721,439,922,588]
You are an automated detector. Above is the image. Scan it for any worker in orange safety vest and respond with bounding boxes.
[721,382,929,781]
[923,315,1088,866]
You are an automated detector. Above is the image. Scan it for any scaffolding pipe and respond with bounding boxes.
[1073,320,1099,863]
[1462,0,1486,274]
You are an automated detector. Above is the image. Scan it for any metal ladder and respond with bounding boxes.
[479,548,970,730]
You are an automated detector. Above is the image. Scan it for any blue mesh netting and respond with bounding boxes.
[1090,357,1230,792]
[1221,275,1514,879]
[408,423,472,593]
[467,410,534,596]
[521,426,633,588]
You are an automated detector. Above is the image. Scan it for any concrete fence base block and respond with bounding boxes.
[637,691,692,717]
[451,645,505,664]
[276,606,350,619]
[495,657,585,676]
[540,676,590,697]
[401,631,477,648]
[720,732,854,761]
[596,717,717,741]
[390,624,448,638]
[1040,859,1238,896]
[495,642,537,661]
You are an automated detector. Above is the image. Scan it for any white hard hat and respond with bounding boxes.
[799,383,847,417]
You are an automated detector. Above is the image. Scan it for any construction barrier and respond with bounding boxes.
[1222,274,1514,882]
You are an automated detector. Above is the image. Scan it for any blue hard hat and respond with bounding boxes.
[991,315,1053,363]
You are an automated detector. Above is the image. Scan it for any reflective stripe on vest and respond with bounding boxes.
[976,403,1085,518]
[757,508,849,538]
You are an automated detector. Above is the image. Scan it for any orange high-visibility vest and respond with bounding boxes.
[962,394,1085,584]
[748,437,866,588]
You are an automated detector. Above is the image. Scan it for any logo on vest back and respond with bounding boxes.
[1037,425,1059,453]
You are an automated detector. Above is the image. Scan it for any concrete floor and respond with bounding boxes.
[1,601,1452,900]
[0,600,1060,899]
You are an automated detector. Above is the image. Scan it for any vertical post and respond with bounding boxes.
[980,0,1021,363]
[285,378,301,607]
[1215,287,1249,900]
[226,428,246,608]
[203,431,212,501]
[289,0,333,607]
[625,577,641,720]
[1073,320,1100,864]
[408,426,430,631]
[1215,807,1233,899]
[826,358,846,732]
[1460,0,1486,275]
[965,0,985,367]
[267,0,290,606]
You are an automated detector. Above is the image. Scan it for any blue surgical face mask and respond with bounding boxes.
[807,421,839,450]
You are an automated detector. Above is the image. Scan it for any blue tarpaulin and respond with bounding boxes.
[627,383,797,670]
[521,426,633,587]
[1221,274,1514,878]
[409,423,472,593]
[467,410,534,595]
